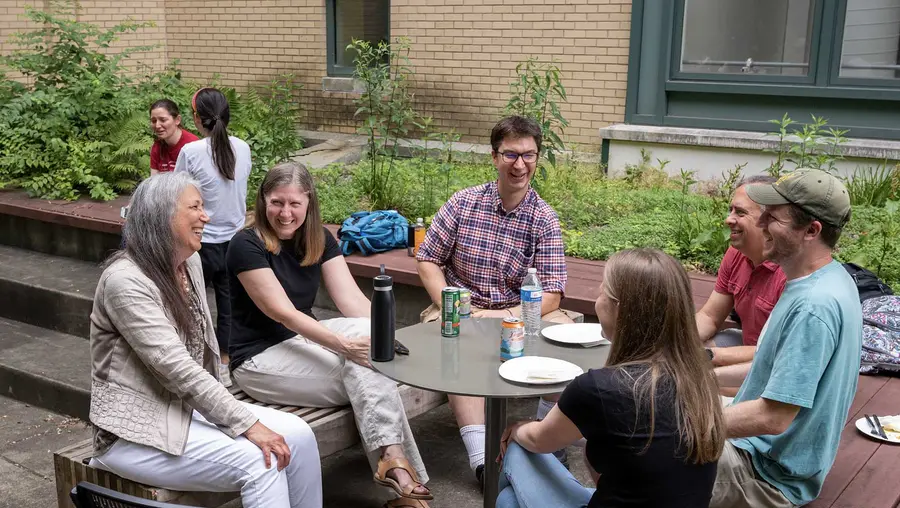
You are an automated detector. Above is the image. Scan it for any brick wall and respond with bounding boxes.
[0,0,45,81]
[0,0,167,80]
[165,0,329,129]
[77,0,168,74]
[165,0,631,148]
[392,0,632,146]
[2,0,631,148]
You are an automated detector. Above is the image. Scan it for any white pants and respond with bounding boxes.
[232,317,428,483]
[90,403,322,508]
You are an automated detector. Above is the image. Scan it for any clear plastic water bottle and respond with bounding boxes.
[520,268,542,338]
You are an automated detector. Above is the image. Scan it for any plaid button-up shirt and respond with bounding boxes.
[416,182,567,309]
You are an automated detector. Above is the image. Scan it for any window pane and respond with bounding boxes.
[680,0,815,76]
[334,0,390,69]
[840,0,900,79]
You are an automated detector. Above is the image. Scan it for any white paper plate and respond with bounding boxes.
[498,356,584,385]
[855,416,900,444]
[541,323,609,347]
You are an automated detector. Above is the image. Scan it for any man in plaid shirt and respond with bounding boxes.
[416,115,573,487]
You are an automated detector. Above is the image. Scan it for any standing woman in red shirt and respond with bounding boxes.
[149,99,199,175]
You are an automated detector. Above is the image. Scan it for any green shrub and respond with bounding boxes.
[0,2,303,201]
[311,154,899,291]
[838,201,900,289]
[0,1,154,199]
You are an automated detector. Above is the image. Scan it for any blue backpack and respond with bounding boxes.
[338,210,409,256]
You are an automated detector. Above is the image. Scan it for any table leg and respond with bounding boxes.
[484,396,507,508]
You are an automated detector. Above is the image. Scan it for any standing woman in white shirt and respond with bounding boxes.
[176,87,251,372]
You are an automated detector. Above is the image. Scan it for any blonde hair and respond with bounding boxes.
[603,248,725,464]
[248,161,324,266]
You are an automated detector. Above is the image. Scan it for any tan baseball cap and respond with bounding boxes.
[745,169,851,227]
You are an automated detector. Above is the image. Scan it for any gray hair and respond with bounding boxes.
[737,174,777,188]
[108,172,202,335]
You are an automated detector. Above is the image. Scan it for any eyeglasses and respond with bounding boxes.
[499,151,538,164]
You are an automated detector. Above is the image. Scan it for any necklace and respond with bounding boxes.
[178,268,191,294]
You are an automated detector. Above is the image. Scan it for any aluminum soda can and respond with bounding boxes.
[458,288,471,319]
[441,287,460,337]
[500,317,525,361]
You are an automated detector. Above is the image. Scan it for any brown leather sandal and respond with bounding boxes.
[384,498,430,508]
[374,456,433,500]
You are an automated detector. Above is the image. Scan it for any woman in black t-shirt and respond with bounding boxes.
[497,249,725,508]
[226,162,432,508]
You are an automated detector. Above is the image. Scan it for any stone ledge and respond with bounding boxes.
[321,76,365,94]
[599,124,900,161]
[298,129,493,159]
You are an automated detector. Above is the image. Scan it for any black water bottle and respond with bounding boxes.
[371,265,396,362]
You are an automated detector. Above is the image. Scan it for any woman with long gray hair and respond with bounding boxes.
[88,172,322,508]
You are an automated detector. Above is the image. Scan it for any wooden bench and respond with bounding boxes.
[808,375,900,508]
[54,384,446,508]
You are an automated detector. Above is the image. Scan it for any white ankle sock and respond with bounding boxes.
[535,397,555,421]
[460,424,485,471]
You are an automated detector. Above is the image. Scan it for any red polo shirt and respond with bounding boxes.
[714,247,787,346]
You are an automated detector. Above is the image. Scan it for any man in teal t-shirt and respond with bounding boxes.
[710,169,862,508]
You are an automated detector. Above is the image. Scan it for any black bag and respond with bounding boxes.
[843,263,894,303]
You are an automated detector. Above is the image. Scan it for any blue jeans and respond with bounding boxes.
[497,443,595,508]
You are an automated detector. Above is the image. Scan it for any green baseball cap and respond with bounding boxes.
[745,169,851,227]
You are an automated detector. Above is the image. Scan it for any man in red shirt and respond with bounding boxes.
[696,175,787,369]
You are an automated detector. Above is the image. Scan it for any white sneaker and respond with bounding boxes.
[218,362,233,388]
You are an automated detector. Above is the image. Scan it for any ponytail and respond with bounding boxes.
[192,88,236,181]
[209,119,235,180]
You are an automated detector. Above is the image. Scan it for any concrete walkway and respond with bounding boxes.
[0,395,91,508]
[1,394,591,508]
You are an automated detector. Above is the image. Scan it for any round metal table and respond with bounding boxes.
[372,318,610,508]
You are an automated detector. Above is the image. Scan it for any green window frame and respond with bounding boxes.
[326,0,390,77]
[626,0,900,140]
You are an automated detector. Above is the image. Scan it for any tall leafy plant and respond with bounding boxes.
[671,165,743,260]
[764,114,849,177]
[690,164,744,256]
[348,37,420,210]
[504,57,569,181]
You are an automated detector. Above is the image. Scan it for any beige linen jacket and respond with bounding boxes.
[89,253,257,456]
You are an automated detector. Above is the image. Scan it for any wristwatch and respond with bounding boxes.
[705,348,715,362]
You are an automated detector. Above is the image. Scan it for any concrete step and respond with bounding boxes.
[0,317,90,420]
[0,244,100,339]
[0,307,344,421]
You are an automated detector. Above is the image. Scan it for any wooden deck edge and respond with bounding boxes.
[0,192,725,319]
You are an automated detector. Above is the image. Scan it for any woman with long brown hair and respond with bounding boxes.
[225,161,431,508]
[497,248,725,508]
